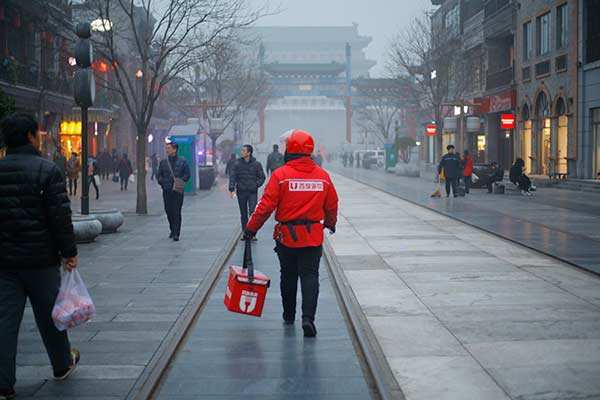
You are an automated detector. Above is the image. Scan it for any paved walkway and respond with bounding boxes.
[330,164,600,274]
[328,173,600,400]
[154,219,374,400]
[15,179,239,399]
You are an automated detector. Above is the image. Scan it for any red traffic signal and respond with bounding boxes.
[501,113,515,129]
[425,123,437,137]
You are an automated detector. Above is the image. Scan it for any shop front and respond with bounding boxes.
[476,88,516,170]
[59,108,114,157]
[520,104,533,174]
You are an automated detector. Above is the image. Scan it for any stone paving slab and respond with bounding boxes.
[154,220,375,400]
[14,181,239,399]
[328,173,600,400]
[332,164,600,274]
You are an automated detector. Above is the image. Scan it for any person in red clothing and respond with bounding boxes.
[462,150,474,194]
[244,129,339,337]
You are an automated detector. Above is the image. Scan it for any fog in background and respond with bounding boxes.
[250,0,432,77]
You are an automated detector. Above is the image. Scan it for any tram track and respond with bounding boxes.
[125,225,401,399]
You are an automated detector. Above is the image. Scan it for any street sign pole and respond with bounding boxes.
[81,107,89,215]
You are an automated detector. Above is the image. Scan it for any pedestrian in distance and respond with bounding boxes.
[157,141,191,241]
[462,149,474,194]
[117,154,133,191]
[0,113,81,400]
[244,130,338,338]
[87,156,100,200]
[510,158,533,196]
[53,149,67,180]
[225,153,236,177]
[229,144,266,238]
[150,153,159,181]
[66,152,80,197]
[266,144,284,175]
[438,145,462,197]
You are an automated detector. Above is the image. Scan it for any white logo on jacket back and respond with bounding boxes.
[288,180,324,192]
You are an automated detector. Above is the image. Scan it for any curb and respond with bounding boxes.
[323,238,405,400]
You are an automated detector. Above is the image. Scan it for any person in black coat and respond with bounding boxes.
[510,158,532,195]
[157,142,191,241]
[225,153,236,177]
[0,114,80,398]
[266,144,284,175]
[438,144,462,197]
[228,144,266,234]
[117,154,133,191]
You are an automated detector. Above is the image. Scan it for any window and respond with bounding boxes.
[445,5,460,37]
[523,21,533,61]
[586,0,600,63]
[537,12,551,56]
[556,4,568,50]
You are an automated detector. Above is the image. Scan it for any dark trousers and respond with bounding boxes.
[517,175,532,191]
[237,191,258,230]
[445,177,459,197]
[463,175,472,193]
[275,243,322,322]
[120,176,128,191]
[487,176,502,193]
[163,190,184,237]
[0,268,71,389]
[88,175,99,199]
[68,178,78,196]
[151,168,157,181]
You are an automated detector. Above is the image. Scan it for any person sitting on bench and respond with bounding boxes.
[510,158,533,196]
[487,162,504,193]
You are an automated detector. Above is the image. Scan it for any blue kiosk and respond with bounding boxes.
[168,122,199,195]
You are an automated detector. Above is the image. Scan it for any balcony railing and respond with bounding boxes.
[486,66,513,90]
[522,66,531,81]
[484,0,515,39]
[535,60,551,77]
[0,59,72,96]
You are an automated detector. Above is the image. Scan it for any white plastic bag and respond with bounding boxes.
[94,175,101,187]
[129,174,135,183]
[472,173,479,183]
[52,270,96,331]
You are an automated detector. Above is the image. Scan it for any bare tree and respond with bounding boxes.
[354,85,405,146]
[80,0,265,214]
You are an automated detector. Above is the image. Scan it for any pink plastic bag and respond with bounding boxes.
[52,270,96,331]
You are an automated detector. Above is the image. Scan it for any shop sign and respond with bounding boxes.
[60,121,82,135]
[500,113,515,129]
[425,123,437,137]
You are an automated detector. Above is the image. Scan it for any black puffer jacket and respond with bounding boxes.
[0,145,77,270]
[157,156,191,191]
[229,156,266,193]
[438,153,462,179]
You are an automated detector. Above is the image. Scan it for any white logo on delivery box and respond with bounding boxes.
[288,180,324,192]
[239,290,258,313]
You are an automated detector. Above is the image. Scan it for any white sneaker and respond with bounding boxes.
[521,190,527,196]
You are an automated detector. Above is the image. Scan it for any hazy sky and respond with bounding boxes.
[250,0,432,77]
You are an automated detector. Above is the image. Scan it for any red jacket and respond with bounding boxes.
[463,155,474,176]
[246,157,338,248]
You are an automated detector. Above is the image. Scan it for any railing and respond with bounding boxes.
[555,54,568,72]
[0,59,72,96]
[535,60,551,77]
[486,66,513,90]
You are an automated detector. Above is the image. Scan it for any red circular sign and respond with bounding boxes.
[501,113,515,129]
[425,123,437,137]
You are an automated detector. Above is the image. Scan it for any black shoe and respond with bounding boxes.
[173,236,179,242]
[302,319,317,337]
[252,237,258,242]
[0,388,16,400]
[283,319,294,325]
[454,194,458,198]
[53,348,80,381]
[169,233,173,239]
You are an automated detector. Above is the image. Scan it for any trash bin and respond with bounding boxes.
[198,165,215,190]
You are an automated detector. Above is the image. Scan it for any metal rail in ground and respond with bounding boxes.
[126,227,242,400]
[323,239,405,400]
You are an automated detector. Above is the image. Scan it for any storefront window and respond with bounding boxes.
[593,108,600,177]
[522,120,532,174]
[557,115,568,174]
[541,118,552,175]
[476,134,486,163]
[59,120,83,156]
[442,132,456,154]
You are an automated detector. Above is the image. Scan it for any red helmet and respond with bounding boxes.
[285,129,314,155]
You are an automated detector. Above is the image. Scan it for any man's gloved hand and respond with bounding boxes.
[243,230,256,241]
[325,225,336,234]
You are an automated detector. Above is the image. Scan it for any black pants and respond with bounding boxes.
[68,178,78,196]
[487,176,502,193]
[88,175,99,199]
[163,190,184,237]
[120,176,128,191]
[237,191,258,230]
[0,268,71,389]
[151,168,157,181]
[463,175,472,193]
[445,177,459,197]
[275,243,322,322]
[517,174,532,191]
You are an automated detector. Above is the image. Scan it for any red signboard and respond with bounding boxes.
[425,123,437,137]
[500,113,515,129]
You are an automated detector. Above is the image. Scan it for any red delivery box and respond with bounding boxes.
[224,240,271,317]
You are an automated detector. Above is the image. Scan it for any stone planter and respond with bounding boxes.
[72,214,102,244]
[91,209,124,233]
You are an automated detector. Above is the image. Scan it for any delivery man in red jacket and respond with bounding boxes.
[244,130,338,337]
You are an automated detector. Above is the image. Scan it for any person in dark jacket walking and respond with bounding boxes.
[225,153,236,177]
[53,149,67,179]
[117,154,133,191]
[0,114,80,400]
[510,158,533,195]
[157,142,191,241]
[438,145,462,197]
[229,144,266,235]
[266,144,284,175]
[150,153,159,181]
[66,152,80,196]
